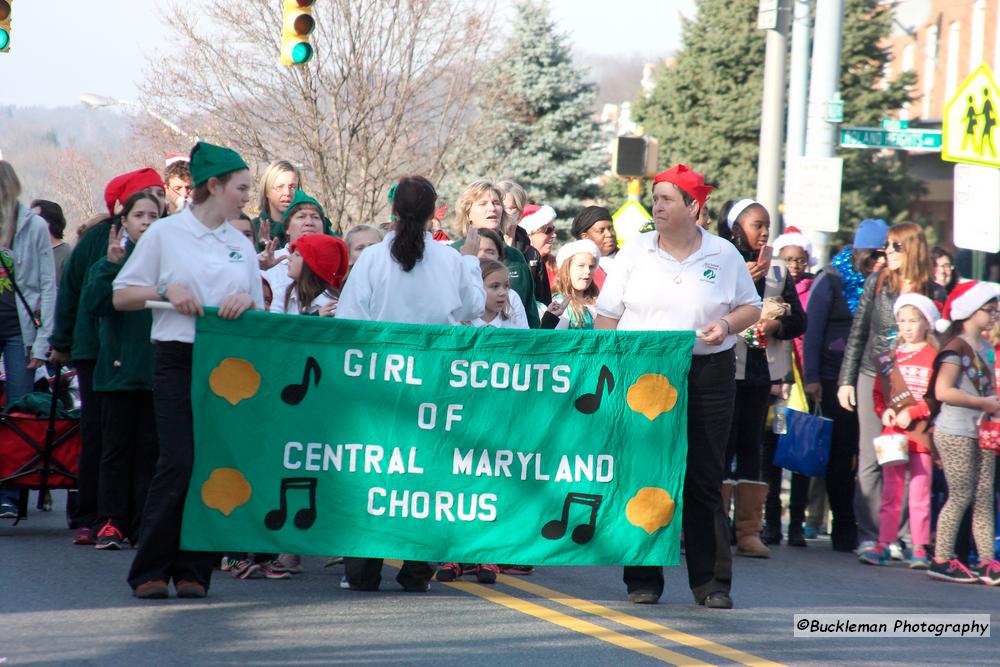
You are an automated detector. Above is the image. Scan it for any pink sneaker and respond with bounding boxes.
[72,527,95,545]
[271,554,302,574]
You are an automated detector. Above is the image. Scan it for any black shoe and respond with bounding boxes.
[787,531,807,547]
[628,590,659,604]
[700,591,734,609]
[762,527,783,545]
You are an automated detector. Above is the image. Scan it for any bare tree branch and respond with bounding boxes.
[140,0,494,232]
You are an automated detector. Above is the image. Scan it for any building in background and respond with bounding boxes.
[885,0,999,253]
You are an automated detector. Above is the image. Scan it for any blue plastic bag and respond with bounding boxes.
[774,407,832,477]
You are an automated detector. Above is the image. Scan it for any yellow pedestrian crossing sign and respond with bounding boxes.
[943,63,1000,167]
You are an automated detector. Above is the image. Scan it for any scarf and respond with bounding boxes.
[832,246,865,314]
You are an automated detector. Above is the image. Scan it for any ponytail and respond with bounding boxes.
[390,176,436,272]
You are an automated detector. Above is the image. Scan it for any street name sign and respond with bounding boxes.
[840,127,942,151]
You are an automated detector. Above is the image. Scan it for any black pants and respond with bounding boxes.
[71,360,102,530]
[624,349,736,603]
[820,379,859,551]
[724,382,771,481]
[344,557,435,591]
[127,343,216,590]
[97,390,158,542]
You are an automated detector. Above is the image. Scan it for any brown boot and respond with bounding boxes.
[734,481,771,558]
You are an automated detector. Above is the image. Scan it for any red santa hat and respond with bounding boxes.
[935,281,1000,333]
[290,234,350,290]
[104,168,164,215]
[165,153,190,167]
[518,204,557,234]
[773,226,816,266]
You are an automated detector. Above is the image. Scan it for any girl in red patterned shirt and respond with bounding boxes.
[859,294,940,568]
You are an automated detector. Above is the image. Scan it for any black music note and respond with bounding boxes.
[281,356,322,405]
[541,492,603,544]
[264,477,318,530]
[574,365,615,414]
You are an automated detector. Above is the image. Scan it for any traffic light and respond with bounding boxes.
[0,1,11,54]
[280,0,315,66]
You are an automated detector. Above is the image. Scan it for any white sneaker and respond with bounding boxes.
[339,576,351,590]
[854,540,876,555]
[888,542,905,561]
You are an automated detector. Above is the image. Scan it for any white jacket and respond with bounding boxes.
[338,231,484,325]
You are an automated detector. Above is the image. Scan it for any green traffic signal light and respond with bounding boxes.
[290,42,312,64]
[0,0,9,53]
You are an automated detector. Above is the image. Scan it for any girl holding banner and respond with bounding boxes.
[595,164,761,610]
[338,175,485,591]
[113,142,264,599]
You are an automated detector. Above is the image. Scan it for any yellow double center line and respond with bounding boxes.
[387,561,784,667]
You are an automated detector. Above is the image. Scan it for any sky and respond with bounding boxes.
[0,0,695,108]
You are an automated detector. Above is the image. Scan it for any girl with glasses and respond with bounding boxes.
[761,228,816,548]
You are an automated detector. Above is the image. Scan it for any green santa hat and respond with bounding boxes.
[188,142,249,187]
[282,189,326,223]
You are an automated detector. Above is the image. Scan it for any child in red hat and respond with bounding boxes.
[928,281,1000,585]
[281,234,349,316]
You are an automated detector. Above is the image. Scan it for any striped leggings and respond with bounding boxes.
[932,432,996,561]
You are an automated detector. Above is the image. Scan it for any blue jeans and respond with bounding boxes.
[1,335,34,507]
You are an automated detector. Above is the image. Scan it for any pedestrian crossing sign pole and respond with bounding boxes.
[942,63,1000,168]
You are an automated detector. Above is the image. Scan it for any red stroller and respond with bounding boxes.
[0,368,81,522]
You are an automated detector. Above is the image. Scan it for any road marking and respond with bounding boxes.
[444,580,714,667]
[496,575,785,667]
[382,560,708,665]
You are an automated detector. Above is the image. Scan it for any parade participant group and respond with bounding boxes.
[0,141,998,609]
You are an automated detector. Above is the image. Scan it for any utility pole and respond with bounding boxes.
[802,0,845,266]
[755,0,791,240]
[783,0,812,195]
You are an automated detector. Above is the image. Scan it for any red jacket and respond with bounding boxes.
[873,344,936,453]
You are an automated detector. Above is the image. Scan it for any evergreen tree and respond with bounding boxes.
[445,0,607,219]
[835,0,921,244]
[622,0,765,210]
[612,0,920,244]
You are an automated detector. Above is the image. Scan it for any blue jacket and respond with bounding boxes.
[803,267,854,384]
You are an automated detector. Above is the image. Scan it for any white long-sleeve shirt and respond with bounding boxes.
[337,231,485,325]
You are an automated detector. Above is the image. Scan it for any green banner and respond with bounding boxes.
[180,310,693,566]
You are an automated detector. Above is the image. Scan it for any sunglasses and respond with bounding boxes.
[884,241,904,253]
[533,225,556,235]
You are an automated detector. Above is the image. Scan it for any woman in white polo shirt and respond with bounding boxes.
[113,142,263,600]
[596,164,761,610]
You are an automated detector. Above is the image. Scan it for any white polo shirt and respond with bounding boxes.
[337,231,485,325]
[596,227,761,355]
[113,207,265,343]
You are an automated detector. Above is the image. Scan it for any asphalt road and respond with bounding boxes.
[2,491,996,666]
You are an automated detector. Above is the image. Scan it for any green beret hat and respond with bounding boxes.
[282,189,325,223]
[189,141,249,187]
